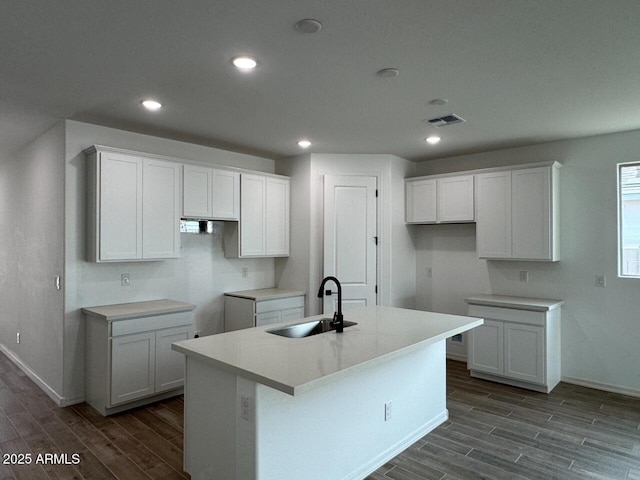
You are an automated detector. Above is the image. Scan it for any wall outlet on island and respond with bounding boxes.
[384,401,392,421]
[241,267,248,278]
[519,271,529,283]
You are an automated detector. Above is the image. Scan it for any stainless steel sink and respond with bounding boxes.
[267,318,357,338]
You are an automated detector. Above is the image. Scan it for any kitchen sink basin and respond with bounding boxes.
[267,318,357,338]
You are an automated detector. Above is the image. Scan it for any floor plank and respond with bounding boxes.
[2,352,640,479]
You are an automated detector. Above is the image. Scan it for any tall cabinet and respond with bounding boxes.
[224,173,290,257]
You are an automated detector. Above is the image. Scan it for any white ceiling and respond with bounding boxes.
[2,0,640,161]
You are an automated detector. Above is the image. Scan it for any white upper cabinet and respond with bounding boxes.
[265,176,290,256]
[183,164,212,218]
[86,146,181,262]
[142,158,181,259]
[405,178,437,223]
[405,175,474,224]
[437,175,475,222]
[224,173,290,258]
[476,163,560,261]
[476,171,512,259]
[182,164,239,220]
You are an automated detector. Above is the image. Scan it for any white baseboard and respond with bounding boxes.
[346,410,448,480]
[446,353,467,363]
[561,375,640,399]
[0,344,83,407]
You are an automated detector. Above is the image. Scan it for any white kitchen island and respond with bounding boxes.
[172,306,482,480]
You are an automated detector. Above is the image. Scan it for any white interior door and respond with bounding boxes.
[323,175,377,314]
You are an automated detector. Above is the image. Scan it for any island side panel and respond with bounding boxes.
[254,340,447,480]
[183,357,251,479]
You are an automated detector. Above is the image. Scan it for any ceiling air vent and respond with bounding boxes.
[425,114,466,127]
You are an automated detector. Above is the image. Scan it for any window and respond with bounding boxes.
[618,162,640,277]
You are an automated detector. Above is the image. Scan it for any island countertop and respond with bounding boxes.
[172,306,482,396]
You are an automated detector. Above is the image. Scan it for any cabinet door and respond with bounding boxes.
[240,174,267,256]
[183,164,213,218]
[99,151,143,261]
[511,167,551,260]
[467,320,504,376]
[476,171,512,258]
[405,179,437,223]
[265,177,290,256]
[212,169,240,220]
[437,175,474,222]
[504,323,545,384]
[111,332,156,406]
[155,327,191,393]
[256,311,281,327]
[142,158,181,259]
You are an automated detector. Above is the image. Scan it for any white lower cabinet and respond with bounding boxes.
[466,295,563,393]
[83,300,195,415]
[224,289,305,331]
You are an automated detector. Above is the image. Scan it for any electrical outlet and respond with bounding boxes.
[519,271,529,283]
[16,333,20,344]
[241,267,248,278]
[595,274,606,287]
[121,273,131,286]
[426,267,433,278]
[384,401,392,421]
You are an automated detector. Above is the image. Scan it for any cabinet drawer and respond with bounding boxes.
[468,305,545,326]
[111,312,193,337]
[255,296,305,314]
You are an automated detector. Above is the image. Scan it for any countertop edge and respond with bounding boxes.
[82,299,197,321]
[224,289,306,301]
[173,317,483,396]
[465,295,564,311]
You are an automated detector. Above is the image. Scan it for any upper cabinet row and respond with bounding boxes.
[405,174,475,224]
[86,146,290,263]
[405,163,561,262]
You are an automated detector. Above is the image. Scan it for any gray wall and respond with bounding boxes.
[0,122,66,399]
[414,129,640,395]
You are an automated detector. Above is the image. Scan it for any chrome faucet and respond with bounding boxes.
[317,276,344,333]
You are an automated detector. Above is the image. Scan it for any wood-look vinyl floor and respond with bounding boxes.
[1,352,639,480]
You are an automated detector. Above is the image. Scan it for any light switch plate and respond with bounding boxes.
[595,274,606,287]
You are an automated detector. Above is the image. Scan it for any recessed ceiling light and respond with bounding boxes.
[232,56,258,70]
[141,99,162,111]
[376,68,400,78]
[297,139,312,148]
[426,136,441,145]
[295,18,322,34]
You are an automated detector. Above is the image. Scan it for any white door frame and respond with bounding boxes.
[321,174,380,313]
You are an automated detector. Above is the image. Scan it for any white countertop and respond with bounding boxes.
[465,294,564,311]
[172,306,482,396]
[224,288,306,301]
[82,299,196,321]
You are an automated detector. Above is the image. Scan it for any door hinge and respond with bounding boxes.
[375,285,378,294]
[375,189,379,198]
[374,236,378,245]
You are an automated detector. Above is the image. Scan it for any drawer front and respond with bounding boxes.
[255,295,305,314]
[468,305,545,326]
[111,311,193,337]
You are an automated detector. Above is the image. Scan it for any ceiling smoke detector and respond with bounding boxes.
[424,114,466,127]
